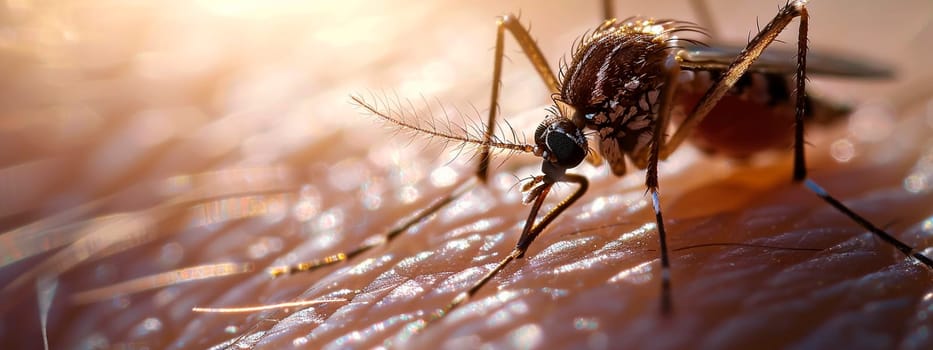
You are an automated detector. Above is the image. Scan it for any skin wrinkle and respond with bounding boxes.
[0,1,932,349]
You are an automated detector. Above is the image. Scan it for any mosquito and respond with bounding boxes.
[267,0,932,331]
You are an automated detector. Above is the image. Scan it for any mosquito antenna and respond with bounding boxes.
[352,95,536,155]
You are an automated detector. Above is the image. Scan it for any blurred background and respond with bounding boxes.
[1,0,932,349]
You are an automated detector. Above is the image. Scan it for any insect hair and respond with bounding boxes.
[558,18,709,88]
[351,93,537,163]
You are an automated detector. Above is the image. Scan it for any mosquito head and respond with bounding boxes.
[534,116,588,180]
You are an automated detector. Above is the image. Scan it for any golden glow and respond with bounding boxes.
[196,0,308,18]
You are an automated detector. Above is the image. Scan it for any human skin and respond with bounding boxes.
[1,1,932,349]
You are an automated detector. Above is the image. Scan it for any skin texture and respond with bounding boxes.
[1,0,932,349]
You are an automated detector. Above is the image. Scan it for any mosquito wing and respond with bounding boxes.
[679,43,894,79]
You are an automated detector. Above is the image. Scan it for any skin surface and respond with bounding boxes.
[1,0,932,349]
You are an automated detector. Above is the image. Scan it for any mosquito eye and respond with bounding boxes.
[536,117,587,169]
[547,131,587,168]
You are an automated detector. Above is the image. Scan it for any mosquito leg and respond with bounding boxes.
[803,180,933,267]
[660,1,808,160]
[417,174,589,328]
[477,15,562,182]
[601,0,615,21]
[647,175,672,315]
[647,53,682,315]
[785,10,933,268]
[268,177,478,277]
[515,174,590,256]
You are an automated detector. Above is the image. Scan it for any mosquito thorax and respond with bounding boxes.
[534,116,587,180]
[559,19,677,176]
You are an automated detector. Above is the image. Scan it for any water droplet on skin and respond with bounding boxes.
[133,317,163,336]
[904,174,928,194]
[292,336,309,346]
[574,317,600,331]
[430,166,458,187]
[508,324,543,350]
[830,139,855,163]
[397,185,420,204]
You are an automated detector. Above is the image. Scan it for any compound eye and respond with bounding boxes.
[535,117,587,169]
